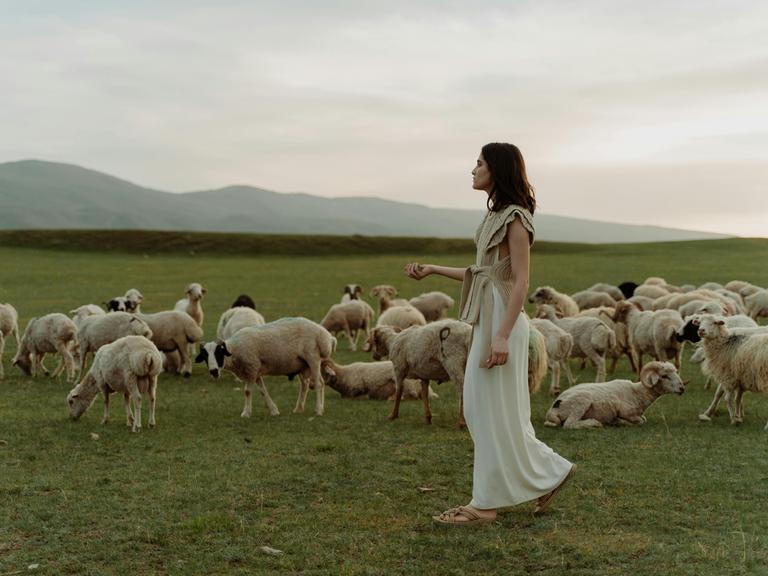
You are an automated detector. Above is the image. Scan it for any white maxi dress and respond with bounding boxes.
[459,206,572,509]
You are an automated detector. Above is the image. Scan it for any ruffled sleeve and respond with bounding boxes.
[483,204,535,251]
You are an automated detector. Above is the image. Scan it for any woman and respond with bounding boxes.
[404,142,576,525]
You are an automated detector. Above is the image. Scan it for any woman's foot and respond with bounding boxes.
[433,504,496,526]
[534,464,577,515]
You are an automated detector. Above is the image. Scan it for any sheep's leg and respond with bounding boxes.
[36,353,50,377]
[78,347,89,376]
[617,415,646,425]
[12,326,20,349]
[562,359,576,386]
[293,373,310,413]
[608,354,618,374]
[699,384,725,421]
[731,388,744,424]
[420,379,432,424]
[126,378,142,433]
[349,328,359,352]
[634,351,644,377]
[703,376,712,390]
[725,389,739,425]
[563,411,603,429]
[592,353,606,383]
[251,377,280,417]
[388,373,406,421]
[51,355,65,380]
[55,341,76,382]
[0,333,5,378]
[310,363,325,416]
[101,389,111,425]
[625,350,638,373]
[148,374,158,428]
[343,323,357,352]
[548,362,561,396]
[176,341,192,377]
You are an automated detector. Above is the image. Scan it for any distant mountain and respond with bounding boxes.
[0,159,729,243]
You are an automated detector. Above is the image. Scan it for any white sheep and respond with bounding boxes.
[368,320,471,427]
[627,295,655,311]
[586,283,625,302]
[724,280,750,293]
[66,335,163,433]
[528,286,579,317]
[611,301,684,374]
[174,282,206,326]
[216,306,266,340]
[697,282,724,291]
[571,290,617,311]
[408,291,455,322]
[341,284,363,303]
[576,306,635,373]
[535,304,615,384]
[374,305,426,330]
[370,285,409,314]
[106,289,143,313]
[69,304,106,330]
[544,361,685,429]
[528,323,548,395]
[530,319,572,395]
[320,300,375,351]
[75,312,153,374]
[739,283,764,298]
[320,360,437,400]
[137,311,203,377]
[634,284,670,300]
[13,313,77,381]
[0,303,20,378]
[195,317,336,417]
[744,290,768,321]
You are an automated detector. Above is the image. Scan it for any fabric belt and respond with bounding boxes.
[459,265,496,368]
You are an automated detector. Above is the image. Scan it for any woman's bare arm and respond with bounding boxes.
[404,262,466,282]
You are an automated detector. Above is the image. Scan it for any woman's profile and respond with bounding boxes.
[405,142,576,525]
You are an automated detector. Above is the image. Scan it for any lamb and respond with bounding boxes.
[12,313,77,381]
[571,290,617,311]
[536,304,615,383]
[195,317,336,417]
[74,312,153,374]
[695,315,768,428]
[744,290,768,321]
[175,282,206,327]
[0,303,20,378]
[543,361,684,429]
[612,301,685,373]
[320,360,437,400]
[530,318,572,395]
[137,311,203,377]
[216,307,266,340]
[408,291,455,322]
[528,286,579,318]
[369,320,471,426]
[586,283,625,302]
[370,285,409,313]
[66,335,163,433]
[320,300,375,351]
[341,284,363,303]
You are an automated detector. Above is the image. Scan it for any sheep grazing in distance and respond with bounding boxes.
[341,284,363,303]
[643,277,667,286]
[739,284,764,298]
[544,361,685,429]
[528,286,579,318]
[744,290,768,321]
[408,291,455,322]
[698,282,724,291]
[175,282,206,327]
[0,303,20,378]
[374,305,426,330]
[695,315,768,428]
[137,311,203,377]
[369,320,471,427]
[217,307,266,340]
[576,306,635,373]
[611,301,684,374]
[370,285,409,314]
[69,305,106,330]
[74,312,153,374]
[67,335,163,433]
[196,317,336,417]
[677,299,726,320]
[13,313,77,382]
[321,300,375,351]
[536,304,615,384]
[530,318,573,395]
[679,284,698,293]
[231,294,256,309]
[724,280,750,294]
[320,360,437,400]
[586,283,625,302]
[627,295,654,311]
[571,290,617,311]
[106,289,143,313]
[634,284,669,300]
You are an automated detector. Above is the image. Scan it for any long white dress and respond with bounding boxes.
[463,287,573,509]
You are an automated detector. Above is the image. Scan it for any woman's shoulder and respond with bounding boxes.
[483,204,535,247]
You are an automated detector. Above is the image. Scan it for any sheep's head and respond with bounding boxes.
[320,361,338,385]
[696,315,727,340]
[369,326,397,360]
[370,285,397,299]
[527,286,553,304]
[195,341,230,378]
[640,361,685,395]
[185,283,206,301]
[129,317,153,339]
[695,301,725,317]
[534,303,558,320]
[676,316,701,343]
[106,297,128,312]
[11,352,32,376]
[344,284,363,300]
[67,376,99,420]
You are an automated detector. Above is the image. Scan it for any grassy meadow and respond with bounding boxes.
[1,234,768,575]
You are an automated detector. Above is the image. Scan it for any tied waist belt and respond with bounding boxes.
[459,265,496,368]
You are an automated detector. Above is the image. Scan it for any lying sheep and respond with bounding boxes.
[0,303,20,378]
[571,290,617,311]
[370,285,409,313]
[216,307,266,340]
[137,311,203,377]
[724,280,749,293]
[612,301,684,374]
[321,300,375,351]
[586,283,625,302]
[529,286,579,318]
[66,335,163,433]
[195,317,336,417]
[408,291,455,322]
[341,284,363,303]
[75,312,153,374]
[744,290,768,321]
[320,360,437,400]
[13,313,77,381]
[369,320,471,426]
[530,318,573,395]
[544,361,685,429]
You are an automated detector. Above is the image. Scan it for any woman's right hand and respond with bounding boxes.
[404,262,432,280]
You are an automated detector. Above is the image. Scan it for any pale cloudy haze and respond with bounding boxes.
[2,0,767,236]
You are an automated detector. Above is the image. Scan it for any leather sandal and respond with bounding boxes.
[433,505,495,526]
[534,464,577,515]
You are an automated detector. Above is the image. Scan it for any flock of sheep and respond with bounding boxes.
[1,275,767,433]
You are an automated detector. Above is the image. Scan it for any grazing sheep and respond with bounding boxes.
[69,304,106,330]
[137,311,203,377]
[195,317,336,417]
[0,303,20,378]
[374,305,426,330]
[408,291,455,322]
[320,360,436,400]
[586,283,625,302]
[698,282,724,291]
[341,284,363,303]
[321,300,375,351]
[612,301,684,373]
[644,277,668,286]
[634,284,669,300]
[13,313,77,381]
[627,295,655,311]
[679,284,697,293]
[571,290,617,311]
[577,306,636,373]
[536,304,615,383]
[74,312,153,374]
[744,290,768,321]
[528,286,579,318]
[530,319,572,395]
[655,290,738,315]
[695,315,768,428]
[370,285,409,313]
[66,335,163,433]
[231,294,256,309]
[544,361,684,429]
[739,284,764,298]
[724,280,750,293]
[678,299,726,320]
[216,307,266,340]
[106,289,143,313]
[369,320,471,426]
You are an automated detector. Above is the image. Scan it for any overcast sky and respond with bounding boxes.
[2,0,767,236]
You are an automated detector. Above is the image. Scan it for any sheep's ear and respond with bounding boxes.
[715,319,725,326]
[194,347,208,363]
[322,362,336,377]
[219,342,232,357]
[644,371,661,388]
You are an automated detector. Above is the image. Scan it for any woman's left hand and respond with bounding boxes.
[485,334,509,368]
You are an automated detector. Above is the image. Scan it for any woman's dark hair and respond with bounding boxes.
[481,142,536,214]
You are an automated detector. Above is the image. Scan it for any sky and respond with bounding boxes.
[1,0,767,236]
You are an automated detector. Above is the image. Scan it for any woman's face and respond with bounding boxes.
[472,154,493,192]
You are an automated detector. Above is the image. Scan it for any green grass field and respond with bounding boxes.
[1,235,768,575]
